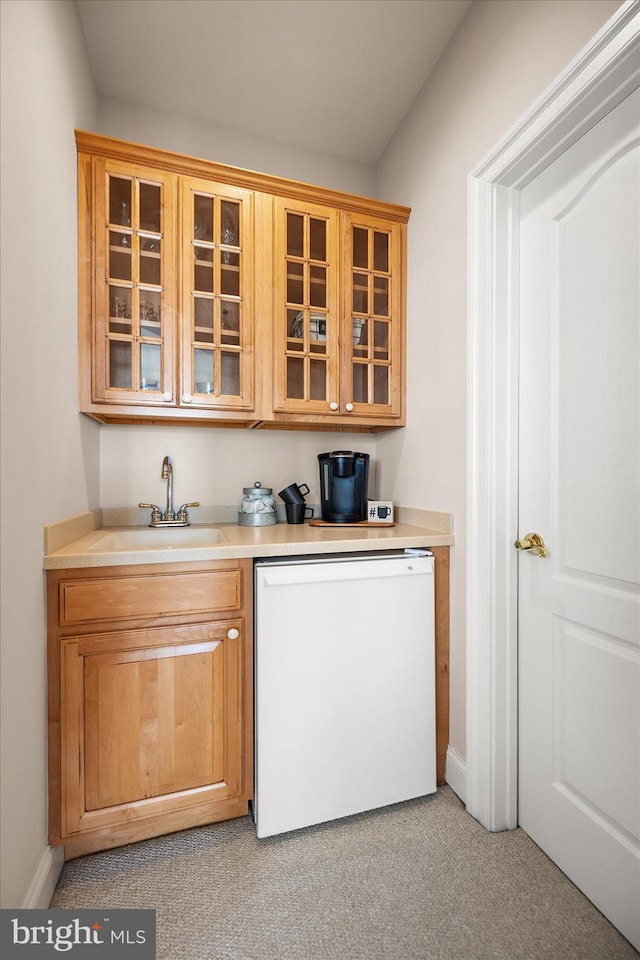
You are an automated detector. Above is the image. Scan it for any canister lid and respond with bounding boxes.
[242,481,273,495]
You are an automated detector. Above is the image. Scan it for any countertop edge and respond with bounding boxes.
[43,522,454,570]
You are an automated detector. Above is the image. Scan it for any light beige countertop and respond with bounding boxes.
[43,507,454,570]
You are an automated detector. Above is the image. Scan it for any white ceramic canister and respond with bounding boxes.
[238,481,277,526]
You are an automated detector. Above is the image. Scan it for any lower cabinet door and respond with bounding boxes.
[60,619,244,839]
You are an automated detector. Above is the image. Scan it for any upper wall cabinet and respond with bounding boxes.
[77,132,409,431]
[180,177,255,413]
[89,159,178,408]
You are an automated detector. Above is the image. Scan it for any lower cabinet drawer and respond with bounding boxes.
[59,568,242,626]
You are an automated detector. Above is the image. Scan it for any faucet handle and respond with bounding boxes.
[139,503,163,525]
[176,501,200,523]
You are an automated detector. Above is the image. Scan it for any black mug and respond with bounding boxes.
[285,502,314,524]
[278,482,310,504]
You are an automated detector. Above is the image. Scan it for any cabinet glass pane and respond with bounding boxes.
[140,183,161,233]
[140,291,161,338]
[374,320,389,359]
[141,236,160,254]
[109,233,132,278]
[374,231,389,272]
[194,195,213,242]
[310,218,326,261]
[221,351,240,396]
[310,312,327,344]
[373,277,389,317]
[353,363,367,404]
[287,357,304,399]
[353,273,368,313]
[374,365,389,405]
[310,359,327,401]
[109,340,132,389]
[109,287,132,334]
[140,242,161,286]
[221,254,240,297]
[221,301,240,343]
[287,213,304,257]
[194,349,214,395]
[194,245,214,293]
[287,261,304,304]
[140,342,161,390]
[220,201,239,253]
[353,318,367,353]
[310,265,327,308]
[109,177,132,229]
[194,297,213,343]
[353,227,368,268]
[287,309,303,350]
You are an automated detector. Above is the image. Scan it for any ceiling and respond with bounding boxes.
[76,0,472,165]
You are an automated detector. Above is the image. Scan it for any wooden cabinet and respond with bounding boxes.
[89,158,178,407]
[77,131,409,431]
[341,212,404,421]
[179,177,255,414]
[272,196,341,416]
[271,200,404,425]
[47,559,253,858]
[79,146,257,424]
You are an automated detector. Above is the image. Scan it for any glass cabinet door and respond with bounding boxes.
[181,179,254,410]
[342,214,403,419]
[93,161,177,404]
[274,198,339,413]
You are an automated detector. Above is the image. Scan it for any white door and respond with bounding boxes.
[518,88,640,949]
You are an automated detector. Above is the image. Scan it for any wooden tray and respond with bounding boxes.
[308,519,396,528]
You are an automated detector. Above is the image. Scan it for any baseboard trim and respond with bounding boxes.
[22,845,64,908]
[445,746,467,804]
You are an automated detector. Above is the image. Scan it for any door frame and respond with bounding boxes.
[466,0,639,831]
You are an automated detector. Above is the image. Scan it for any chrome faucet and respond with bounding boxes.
[139,455,200,527]
[161,455,175,521]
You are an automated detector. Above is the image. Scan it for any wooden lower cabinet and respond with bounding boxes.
[431,546,450,787]
[47,559,253,859]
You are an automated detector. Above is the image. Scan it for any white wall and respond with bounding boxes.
[100,426,377,510]
[0,0,98,907]
[98,97,377,197]
[376,0,622,759]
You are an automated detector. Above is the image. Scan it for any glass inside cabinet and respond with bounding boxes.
[184,183,250,405]
[105,173,167,394]
[283,211,331,403]
[349,223,393,407]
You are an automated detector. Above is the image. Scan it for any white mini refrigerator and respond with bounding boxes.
[254,551,436,838]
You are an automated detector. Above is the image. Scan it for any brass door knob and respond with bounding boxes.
[514,532,548,557]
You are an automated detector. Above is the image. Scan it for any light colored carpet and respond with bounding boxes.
[51,786,637,960]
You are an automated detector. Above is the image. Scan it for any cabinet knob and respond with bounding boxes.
[345,402,354,412]
[227,628,239,640]
[181,393,193,404]
[162,392,172,402]
[329,401,338,411]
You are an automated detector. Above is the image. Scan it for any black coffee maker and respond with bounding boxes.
[318,451,369,523]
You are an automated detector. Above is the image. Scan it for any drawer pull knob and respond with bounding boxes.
[227,628,239,640]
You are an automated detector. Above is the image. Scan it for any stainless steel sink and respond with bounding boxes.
[87,527,225,551]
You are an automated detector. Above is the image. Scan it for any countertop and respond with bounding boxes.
[43,508,454,570]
